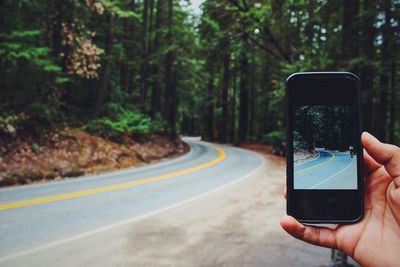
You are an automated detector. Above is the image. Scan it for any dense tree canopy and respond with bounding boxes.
[0,0,399,144]
[293,106,356,151]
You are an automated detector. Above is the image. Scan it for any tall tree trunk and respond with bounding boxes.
[261,54,272,135]
[128,0,136,94]
[147,0,155,111]
[360,0,375,133]
[51,0,75,105]
[164,0,176,135]
[238,32,249,143]
[150,0,163,118]
[140,0,149,111]
[120,19,129,92]
[249,52,256,138]
[205,72,214,140]
[230,54,238,143]
[388,60,396,143]
[120,0,137,93]
[94,12,114,117]
[52,0,75,73]
[378,2,391,141]
[341,0,360,71]
[219,46,230,143]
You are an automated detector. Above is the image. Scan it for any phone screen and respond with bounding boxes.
[286,72,363,223]
[293,105,357,189]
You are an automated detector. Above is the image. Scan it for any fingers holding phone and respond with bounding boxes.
[362,132,400,225]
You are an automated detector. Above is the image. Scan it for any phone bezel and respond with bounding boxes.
[286,72,364,224]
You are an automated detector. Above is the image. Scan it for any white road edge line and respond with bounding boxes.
[310,156,356,189]
[0,146,266,264]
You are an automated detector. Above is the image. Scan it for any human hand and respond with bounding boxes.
[280,132,400,267]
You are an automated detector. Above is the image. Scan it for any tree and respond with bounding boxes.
[163,0,176,136]
[94,11,114,117]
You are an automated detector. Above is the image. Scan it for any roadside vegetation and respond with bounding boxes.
[0,0,399,185]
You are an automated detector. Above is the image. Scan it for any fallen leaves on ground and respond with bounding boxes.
[0,130,188,187]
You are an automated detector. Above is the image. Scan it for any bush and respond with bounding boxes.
[85,107,162,141]
[262,131,285,145]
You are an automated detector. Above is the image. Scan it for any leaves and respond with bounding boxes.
[85,107,162,141]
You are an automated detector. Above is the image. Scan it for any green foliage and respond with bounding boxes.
[201,15,220,31]
[31,143,40,152]
[102,0,141,19]
[0,0,398,145]
[0,30,61,73]
[262,131,285,145]
[85,107,162,141]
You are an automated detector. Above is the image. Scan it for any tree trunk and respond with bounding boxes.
[341,0,360,70]
[128,0,136,94]
[147,0,155,112]
[51,0,75,73]
[261,54,272,136]
[94,12,114,117]
[360,0,375,133]
[238,32,249,143]
[205,72,214,140]
[150,0,163,118]
[120,19,129,92]
[120,0,137,93]
[230,53,238,143]
[249,52,256,138]
[378,2,391,141]
[163,0,176,136]
[219,45,230,143]
[140,0,149,111]
[388,60,396,143]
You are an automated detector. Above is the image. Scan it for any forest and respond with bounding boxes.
[293,105,356,152]
[0,0,399,160]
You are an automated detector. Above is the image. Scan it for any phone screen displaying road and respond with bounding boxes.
[293,105,357,189]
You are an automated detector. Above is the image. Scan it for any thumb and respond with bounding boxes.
[361,132,400,188]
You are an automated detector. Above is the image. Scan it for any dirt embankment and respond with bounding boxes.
[294,149,318,163]
[0,130,188,187]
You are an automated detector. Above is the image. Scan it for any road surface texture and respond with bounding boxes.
[0,139,357,267]
[294,149,357,189]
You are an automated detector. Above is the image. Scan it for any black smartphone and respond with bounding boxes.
[286,72,364,224]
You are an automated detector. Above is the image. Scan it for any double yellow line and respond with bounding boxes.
[0,146,226,211]
[294,151,336,174]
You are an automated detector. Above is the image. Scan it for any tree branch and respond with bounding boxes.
[226,1,293,63]
[248,35,283,61]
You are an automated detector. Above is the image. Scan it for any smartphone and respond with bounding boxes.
[286,72,364,224]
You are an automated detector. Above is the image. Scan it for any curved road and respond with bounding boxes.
[0,139,263,264]
[294,149,357,189]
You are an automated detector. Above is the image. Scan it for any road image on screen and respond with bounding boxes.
[293,105,357,189]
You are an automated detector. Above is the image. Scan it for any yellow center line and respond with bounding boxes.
[0,146,226,211]
[294,151,336,174]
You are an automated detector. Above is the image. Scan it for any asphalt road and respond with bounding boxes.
[0,139,263,265]
[294,149,357,189]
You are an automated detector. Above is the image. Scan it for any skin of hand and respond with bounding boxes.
[280,132,400,267]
